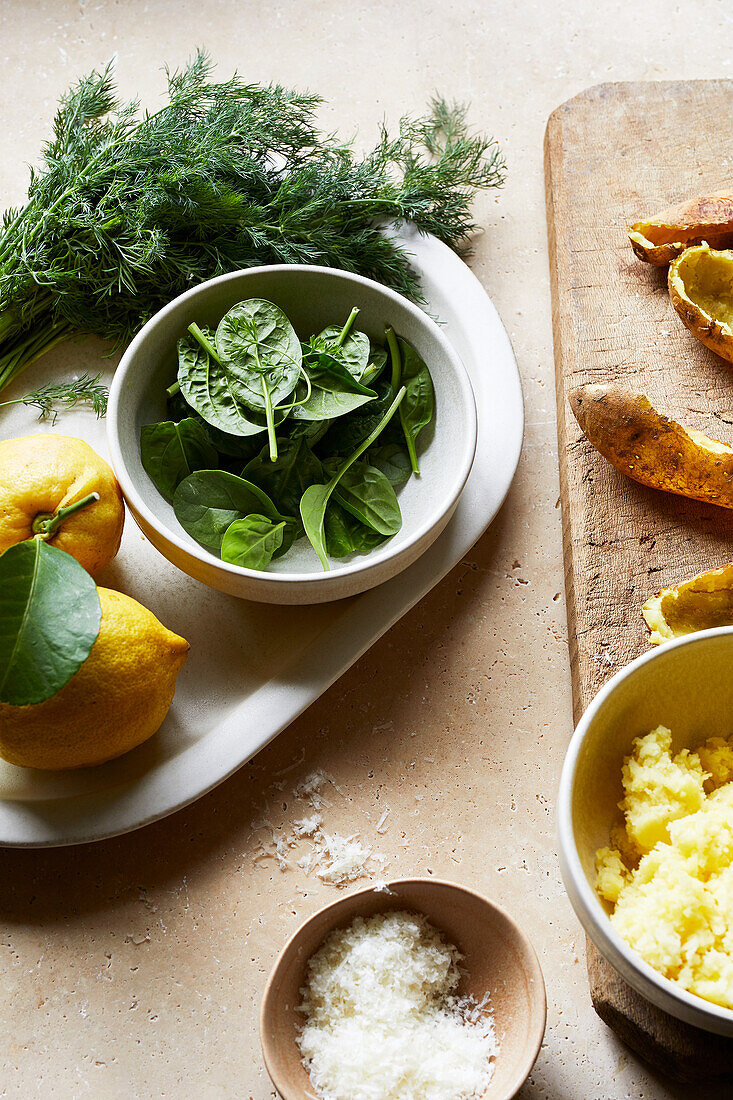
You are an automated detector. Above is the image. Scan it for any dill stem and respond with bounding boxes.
[0,319,74,395]
[0,311,18,342]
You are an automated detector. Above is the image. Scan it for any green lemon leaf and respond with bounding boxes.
[220,514,285,570]
[0,541,101,706]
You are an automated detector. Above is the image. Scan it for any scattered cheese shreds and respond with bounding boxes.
[293,814,323,838]
[372,880,393,894]
[294,770,332,809]
[249,770,389,885]
[299,831,384,886]
[297,910,498,1100]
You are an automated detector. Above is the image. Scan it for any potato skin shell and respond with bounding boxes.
[643,564,733,646]
[570,384,733,508]
[629,192,733,265]
[668,246,733,364]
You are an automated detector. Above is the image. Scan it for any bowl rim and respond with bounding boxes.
[259,875,547,1100]
[557,625,733,1032]
[107,264,478,586]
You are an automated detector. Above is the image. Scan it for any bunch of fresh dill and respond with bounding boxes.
[0,50,505,398]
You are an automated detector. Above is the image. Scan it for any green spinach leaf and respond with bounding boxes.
[291,383,376,422]
[286,418,330,446]
[316,381,392,452]
[166,388,194,423]
[244,436,323,525]
[304,348,376,397]
[367,442,412,486]
[216,299,302,462]
[363,344,388,384]
[395,336,435,474]
[0,540,101,705]
[300,385,406,570]
[334,462,402,535]
[201,422,263,462]
[312,322,370,379]
[173,470,283,553]
[177,331,271,438]
[324,502,388,558]
[168,365,272,461]
[141,418,219,501]
[221,514,285,570]
[215,299,302,410]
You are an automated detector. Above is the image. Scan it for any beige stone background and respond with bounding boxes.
[0,1,727,1097]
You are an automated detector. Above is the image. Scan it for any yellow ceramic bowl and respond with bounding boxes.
[558,626,733,1035]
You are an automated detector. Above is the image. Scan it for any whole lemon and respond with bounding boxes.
[0,433,124,576]
[0,588,189,769]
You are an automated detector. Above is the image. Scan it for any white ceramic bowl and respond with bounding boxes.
[558,627,733,1035]
[107,265,477,604]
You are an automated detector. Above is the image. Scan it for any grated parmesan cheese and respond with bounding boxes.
[298,830,385,886]
[297,910,498,1100]
[249,770,388,886]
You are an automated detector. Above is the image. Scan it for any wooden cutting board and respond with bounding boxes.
[546,80,733,1083]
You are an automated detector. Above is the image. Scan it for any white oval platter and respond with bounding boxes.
[0,228,523,845]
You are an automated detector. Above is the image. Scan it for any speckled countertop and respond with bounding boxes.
[0,2,727,1097]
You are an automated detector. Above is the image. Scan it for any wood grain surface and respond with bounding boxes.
[546,79,733,1082]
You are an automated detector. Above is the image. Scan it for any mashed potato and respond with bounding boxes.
[596,725,733,1009]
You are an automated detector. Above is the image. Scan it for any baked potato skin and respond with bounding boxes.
[668,245,733,363]
[643,564,733,645]
[629,192,733,265]
[570,383,733,508]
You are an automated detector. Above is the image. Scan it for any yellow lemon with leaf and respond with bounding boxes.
[0,433,124,575]
[0,587,189,770]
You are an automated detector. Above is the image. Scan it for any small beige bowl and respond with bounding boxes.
[107,265,477,604]
[558,626,733,1035]
[260,878,546,1100]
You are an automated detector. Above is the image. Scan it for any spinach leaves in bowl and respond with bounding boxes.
[140,299,434,572]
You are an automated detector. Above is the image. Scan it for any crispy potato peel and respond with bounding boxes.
[669,244,733,363]
[570,383,733,508]
[629,192,733,265]
[643,565,733,645]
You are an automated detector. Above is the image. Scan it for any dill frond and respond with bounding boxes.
[0,51,506,398]
[0,374,108,422]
